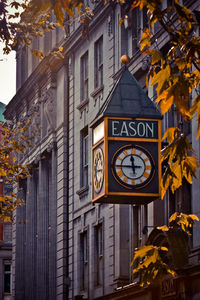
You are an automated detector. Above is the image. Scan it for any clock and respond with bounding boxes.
[111,145,154,189]
[93,147,104,193]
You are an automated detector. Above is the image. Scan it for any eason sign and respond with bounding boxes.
[108,119,158,138]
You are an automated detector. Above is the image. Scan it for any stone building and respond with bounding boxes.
[4,0,200,299]
[0,102,12,300]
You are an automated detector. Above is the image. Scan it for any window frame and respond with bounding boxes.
[94,36,103,89]
[3,261,12,295]
[80,51,89,102]
[79,230,89,291]
[94,222,104,287]
[80,127,89,189]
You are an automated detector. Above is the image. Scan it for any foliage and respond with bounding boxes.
[0,0,93,57]
[158,212,199,235]
[0,120,37,222]
[131,244,175,286]
[132,212,199,286]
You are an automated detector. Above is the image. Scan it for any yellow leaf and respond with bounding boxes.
[189,214,199,221]
[140,28,151,51]
[157,226,169,231]
[160,246,168,251]
[151,65,171,96]
[119,18,124,26]
[150,50,163,65]
[131,245,154,263]
[160,95,174,115]
[176,58,186,71]
[162,127,179,143]
[169,212,179,223]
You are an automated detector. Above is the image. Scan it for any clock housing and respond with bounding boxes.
[91,116,161,204]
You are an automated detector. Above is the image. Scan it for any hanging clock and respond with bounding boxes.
[93,147,104,193]
[111,144,155,189]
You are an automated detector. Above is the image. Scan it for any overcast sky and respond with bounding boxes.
[0,44,16,105]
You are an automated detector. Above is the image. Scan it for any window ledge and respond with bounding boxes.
[76,98,89,112]
[76,185,89,198]
[90,85,104,98]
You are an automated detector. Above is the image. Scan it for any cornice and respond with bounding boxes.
[5,2,112,118]
[5,0,198,118]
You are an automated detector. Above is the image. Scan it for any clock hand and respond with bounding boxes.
[130,155,143,174]
[130,155,136,174]
[115,165,142,168]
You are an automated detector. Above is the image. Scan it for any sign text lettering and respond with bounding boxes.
[108,119,158,139]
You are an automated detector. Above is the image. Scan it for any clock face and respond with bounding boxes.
[93,147,104,193]
[112,145,154,189]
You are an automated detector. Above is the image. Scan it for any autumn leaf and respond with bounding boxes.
[169,212,199,235]
[162,127,179,144]
[151,65,171,96]
[157,225,169,231]
[140,28,151,51]
[149,49,163,65]
[131,244,175,286]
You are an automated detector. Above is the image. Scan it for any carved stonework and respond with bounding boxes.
[47,141,57,153]
[34,154,41,165]
[41,87,56,133]
[28,101,41,143]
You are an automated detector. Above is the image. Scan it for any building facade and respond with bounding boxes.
[0,102,12,300]
[4,0,200,299]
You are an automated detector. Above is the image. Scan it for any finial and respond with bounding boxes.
[120,54,130,65]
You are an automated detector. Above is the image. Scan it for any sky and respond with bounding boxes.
[0,44,16,105]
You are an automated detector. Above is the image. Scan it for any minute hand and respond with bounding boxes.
[130,155,141,174]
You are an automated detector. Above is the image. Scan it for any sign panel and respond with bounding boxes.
[108,119,158,139]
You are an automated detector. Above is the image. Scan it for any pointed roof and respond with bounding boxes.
[96,68,162,120]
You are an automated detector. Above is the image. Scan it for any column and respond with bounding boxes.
[48,146,57,300]
[15,179,27,300]
[36,159,49,300]
[24,174,37,300]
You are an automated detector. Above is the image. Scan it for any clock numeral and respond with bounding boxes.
[123,149,128,156]
[145,165,151,170]
[123,176,128,183]
[116,170,123,177]
[131,148,136,155]
[143,171,150,178]
[117,156,123,161]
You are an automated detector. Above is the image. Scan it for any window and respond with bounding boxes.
[80,127,88,188]
[80,52,89,101]
[132,8,148,54]
[79,231,88,291]
[4,262,11,294]
[0,223,3,241]
[94,37,103,89]
[94,223,103,286]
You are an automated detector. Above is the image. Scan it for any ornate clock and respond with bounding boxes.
[91,67,162,204]
[111,145,155,189]
[93,147,104,193]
